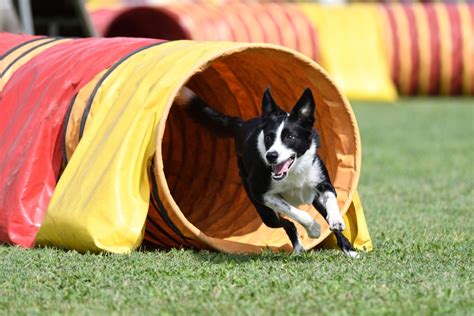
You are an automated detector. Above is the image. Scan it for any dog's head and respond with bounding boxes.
[257,86,319,181]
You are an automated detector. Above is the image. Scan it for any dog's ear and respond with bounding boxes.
[289,87,315,126]
[262,86,285,118]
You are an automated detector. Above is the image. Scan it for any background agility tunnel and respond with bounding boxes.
[90,3,321,62]
[379,3,473,96]
[89,2,473,97]
[89,2,394,101]
[0,33,372,254]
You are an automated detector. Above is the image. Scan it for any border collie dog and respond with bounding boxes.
[182,86,357,257]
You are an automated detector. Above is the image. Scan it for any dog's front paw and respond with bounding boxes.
[345,250,360,259]
[327,214,345,232]
[292,243,305,255]
[307,220,321,239]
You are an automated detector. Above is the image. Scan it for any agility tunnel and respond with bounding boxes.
[89,3,395,101]
[299,3,397,101]
[0,33,372,254]
[89,2,473,97]
[91,3,321,61]
[379,3,473,96]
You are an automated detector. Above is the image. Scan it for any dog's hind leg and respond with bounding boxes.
[280,218,305,254]
[253,203,305,254]
[312,198,359,258]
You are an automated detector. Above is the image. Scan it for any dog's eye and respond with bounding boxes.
[285,134,296,141]
[264,135,272,143]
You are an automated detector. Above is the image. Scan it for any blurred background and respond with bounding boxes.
[1,0,472,100]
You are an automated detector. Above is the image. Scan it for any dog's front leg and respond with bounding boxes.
[313,194,358,257]
[317,190,345,232]
[263,194,320,239]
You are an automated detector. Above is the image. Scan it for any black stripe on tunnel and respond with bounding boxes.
[147,197,184,248]
[0,36,46,60]
[149,160,191,242]
[146,215,179,247]
[147,166,185,247]
[78,40,169,139]
[61,92,78,167]
[1,38,60,77]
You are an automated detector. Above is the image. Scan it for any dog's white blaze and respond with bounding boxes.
[318,191,345,231]
[267,121,295,164]
[257,131,267,162]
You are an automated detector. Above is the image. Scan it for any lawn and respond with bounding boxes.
[1,98,473,315]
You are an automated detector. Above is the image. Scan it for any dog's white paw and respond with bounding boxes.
[327,214,345,232]
[292,243,305,254]
[345,250,360,259]
[307,220,321,239]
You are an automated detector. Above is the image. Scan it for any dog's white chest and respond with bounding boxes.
[269,160,322,206]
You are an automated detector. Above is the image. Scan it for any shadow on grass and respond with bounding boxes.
[8,240,354,264]
[141,241,347,264]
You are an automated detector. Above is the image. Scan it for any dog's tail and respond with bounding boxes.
[176,87,243,135]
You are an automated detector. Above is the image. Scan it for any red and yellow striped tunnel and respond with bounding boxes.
[90,3,395,101]
[0,33,372,254]
[380,3,473,96]
[91,3,321,62]
[89,2,473,96]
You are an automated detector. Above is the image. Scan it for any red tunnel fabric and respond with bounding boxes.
[0,35,158,248]
[89,9,125,37]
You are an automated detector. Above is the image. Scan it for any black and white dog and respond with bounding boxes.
[181,86,357,257]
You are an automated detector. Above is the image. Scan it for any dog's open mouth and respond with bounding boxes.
[271,155,295,181]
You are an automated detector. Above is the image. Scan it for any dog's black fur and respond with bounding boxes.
[183,86,356,256]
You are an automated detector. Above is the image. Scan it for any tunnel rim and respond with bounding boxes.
[154,41,361,253]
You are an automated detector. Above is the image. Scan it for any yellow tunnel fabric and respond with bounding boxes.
[36,41,234,253]
[300,4,397,101]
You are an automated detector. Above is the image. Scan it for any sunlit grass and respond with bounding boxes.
[1,98,473,315]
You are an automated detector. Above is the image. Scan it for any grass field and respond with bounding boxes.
[1,98,473,315]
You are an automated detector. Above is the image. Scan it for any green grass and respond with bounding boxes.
[1,98,473,315]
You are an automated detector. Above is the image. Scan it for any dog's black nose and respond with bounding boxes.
[266,151,279,163]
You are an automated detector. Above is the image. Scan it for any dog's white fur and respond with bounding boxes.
[262,122,295,165]
[318,191,345,232]
[257,121,345,238]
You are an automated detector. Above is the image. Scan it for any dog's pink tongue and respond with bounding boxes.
[273,159,292,175]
